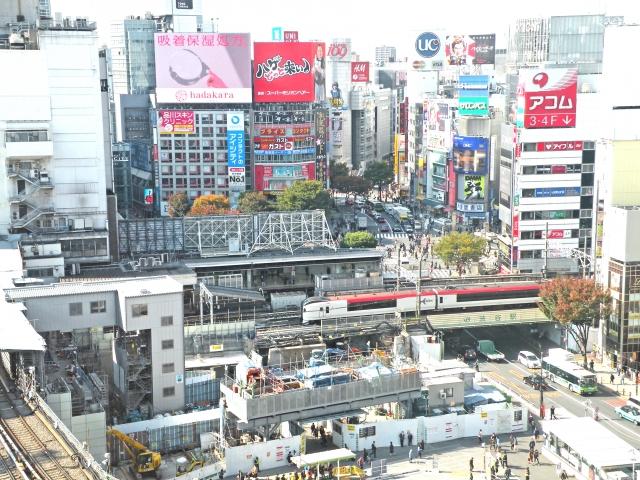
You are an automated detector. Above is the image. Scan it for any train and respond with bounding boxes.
[301,282,541,324]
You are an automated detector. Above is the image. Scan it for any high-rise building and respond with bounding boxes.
[0,15,110,278]
[375,45,396,64]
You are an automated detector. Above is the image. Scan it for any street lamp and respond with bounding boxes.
[538,341,544,419]
[630,448,636,480]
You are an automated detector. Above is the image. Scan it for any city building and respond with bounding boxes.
[0,15,111,279]
[375,45,396,64]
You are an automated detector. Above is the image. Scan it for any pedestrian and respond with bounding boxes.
[399,431,405,447]
[490,437,495,451]
[560,469,568,480]
[363,448,368,463]
[407,431,413,446]
[590,359,595,372]
[469,457,474,472]
[371,441,376,459]
[514,436,518,451]
[237,470,243,480]
[357,457,364,470]
[620,373,625,384]
[533,449,539,465]
[389,441,394,456]
[611,373,615,384]
[525,467,530,480]
[527,450,533,464]
[496,436,500,451]
[478,429,483,445]
[529,439,536,451]
[494,457,500,474]
[509,435,514,451]
[408,448,413,463]
[254,457,260,472]
[550,405,556,420]
[311,423,316,437]
[504,467,512,480]
[417,443,422,459]
[502,453,507,468]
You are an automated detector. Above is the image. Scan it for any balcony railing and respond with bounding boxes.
[5,131,48,143]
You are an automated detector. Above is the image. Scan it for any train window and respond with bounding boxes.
[456,289,539,303]
[325,306,329,314]
[347,300,396,312]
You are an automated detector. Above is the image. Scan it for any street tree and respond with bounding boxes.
[167,191,190,217]
[331,176,372,201]
[340,231,378,249]
[237,191,274,213]
[330,160,350,185]
[364,161,394,200]
[277,180,331,212]
[432,233,487,274]
[537,277,612,370]
[187,194,231,216]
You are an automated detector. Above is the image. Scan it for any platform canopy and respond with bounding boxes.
[291,448,355,468]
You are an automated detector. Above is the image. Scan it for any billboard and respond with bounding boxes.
[408,30,445,70]
[520,68,578,128]
[154,33,252,104]
[157,110,195,134]
[351,62,369,82]
[424,100,450,151]
[315,109,328,188]
[227,112,246,208]
[458,75,490,116]
[453,136,488,174]
[144,189,154,205]
[254,42,325,103]
[254,163,315,191]
[459,175,486,201]
[445,34,496,66]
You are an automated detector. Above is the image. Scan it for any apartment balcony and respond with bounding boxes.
[5,131,53,159]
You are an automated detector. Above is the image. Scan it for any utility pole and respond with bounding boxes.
[543,221,549,279]
[538,341,544,419]
[415,253,426,320]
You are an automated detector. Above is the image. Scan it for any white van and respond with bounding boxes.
[518,351,541,369]
[355,198,366,206]
[432,218,452,235]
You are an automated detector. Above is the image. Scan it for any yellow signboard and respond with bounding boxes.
[210,345,224,352]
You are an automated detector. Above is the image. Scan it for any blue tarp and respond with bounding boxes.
[297,364,335,380]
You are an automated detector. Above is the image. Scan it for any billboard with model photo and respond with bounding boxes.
[154,33,252,104]
[453,136,488,174]
[445,34,496,66]
[254,42,326,103]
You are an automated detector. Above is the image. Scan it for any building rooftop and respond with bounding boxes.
[5,275,183,300]
[61,262,196,285]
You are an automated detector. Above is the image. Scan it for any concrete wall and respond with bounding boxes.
[333,408,527,451]
[70,410,107,460]
[225,434,303,475]
[267,343,326,367]
[46,391,72,427]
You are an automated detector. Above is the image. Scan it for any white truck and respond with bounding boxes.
[357,216,368,230]
[476,340,505,362]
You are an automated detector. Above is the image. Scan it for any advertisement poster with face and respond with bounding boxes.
[446,34,496,66]
[453,136,488,174]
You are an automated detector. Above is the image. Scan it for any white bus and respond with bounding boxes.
[541,356,597,395]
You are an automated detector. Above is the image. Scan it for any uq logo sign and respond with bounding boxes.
[415,32,441,58]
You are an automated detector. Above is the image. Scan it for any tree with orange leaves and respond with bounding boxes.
[187,194,231,216]
[537,276,611,369]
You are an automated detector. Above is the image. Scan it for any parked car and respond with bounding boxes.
[457,345,477,361]
[393,224,403,232]
[380,225,390,232]
[615,405,640,425]
[523,374,549,390]
[518,351,541,369]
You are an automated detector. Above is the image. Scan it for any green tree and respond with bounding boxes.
[364,161,394,200]
[237,191,275,213]
[330,160,350,184]
[187,194,231,216]
[340,231,378,249]
[537,277,612,370]
[167,191,190,217]
[432,233,487,274]
[277,180,331,212]
[331,176,372,201]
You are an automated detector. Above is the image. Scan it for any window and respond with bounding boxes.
[522,189,535,198]
[132,304,148,317]
[514,410,523,422]
[163,387,175,397]
[69,302,82,316]
[161,316,173,326]
[445,388,453,397]
[582,164,594,173]
[162,340,174,350]
[90,301,106,314]
[162,363,175,373]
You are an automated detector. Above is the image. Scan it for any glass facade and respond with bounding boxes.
[549,15,605,74]
[110,19,157,95]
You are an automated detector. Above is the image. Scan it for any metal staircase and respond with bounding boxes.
[7,167,53,203]
[11,201,56,229]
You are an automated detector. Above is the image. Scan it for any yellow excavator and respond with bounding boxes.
[175,449,204,476]
[107,429,163,480]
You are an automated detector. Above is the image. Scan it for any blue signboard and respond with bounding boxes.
[253,148,316,155]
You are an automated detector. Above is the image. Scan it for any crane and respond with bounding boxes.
[107,429,163,480]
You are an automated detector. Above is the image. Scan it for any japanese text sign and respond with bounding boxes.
[351,62,369,82]
[521,68,578,128]
[157,110,195,134]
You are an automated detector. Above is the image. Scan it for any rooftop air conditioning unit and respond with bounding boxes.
[161,253,169,263]
[139,258,148,268]
[148,257,156,266]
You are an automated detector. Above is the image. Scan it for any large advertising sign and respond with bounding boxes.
[315,109,328,188]
[227,112,245,208]
[520,68,578,128]
[157,110,195,134]
[409,30,445,71]
[445,34,496,66]
[459,175,486,201]
[458,75,490,116]
[254,163,315,191]
[351,62,370,82]
[154,33,252,104]
[254,42,325,103]
[453,136,488,174]
[424,100,450,151]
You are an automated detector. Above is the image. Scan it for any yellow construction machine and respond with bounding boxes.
[107,429,163,480]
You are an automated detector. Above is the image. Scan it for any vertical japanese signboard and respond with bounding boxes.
[315,109,328,188]
[227,112,246,209]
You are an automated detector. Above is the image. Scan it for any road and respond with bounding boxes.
[442,324,640,450]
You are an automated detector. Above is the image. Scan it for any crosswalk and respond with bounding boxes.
[376,233,410,238]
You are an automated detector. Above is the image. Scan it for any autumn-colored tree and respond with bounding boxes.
[537,277,612,370]
[237,191,275,213]
[187,194,230,216]
[167,191,190,217]
[432,233,487,275]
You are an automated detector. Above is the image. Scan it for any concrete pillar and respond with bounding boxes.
[247,268,252,288]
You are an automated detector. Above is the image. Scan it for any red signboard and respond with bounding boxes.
[259,127,286,136]
[253,163,315,191]
[283,31,298,42]
[522,69,578,128]
[351,62,370,82]
[157,110,195,134]
[254,42,325,103]
[327,43,349,60]
[448,162,456,207]
[536,141,583,152]
[547,230,565,239]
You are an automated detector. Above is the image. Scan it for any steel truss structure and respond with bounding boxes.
[183,215,253,257]
[548,241,594,272]
[249,211,336,255]
[118,218,184,254]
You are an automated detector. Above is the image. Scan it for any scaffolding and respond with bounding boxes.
[116,333,152,414]
[183,215,253,256]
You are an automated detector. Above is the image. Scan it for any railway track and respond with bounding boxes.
[0,372,85,480]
